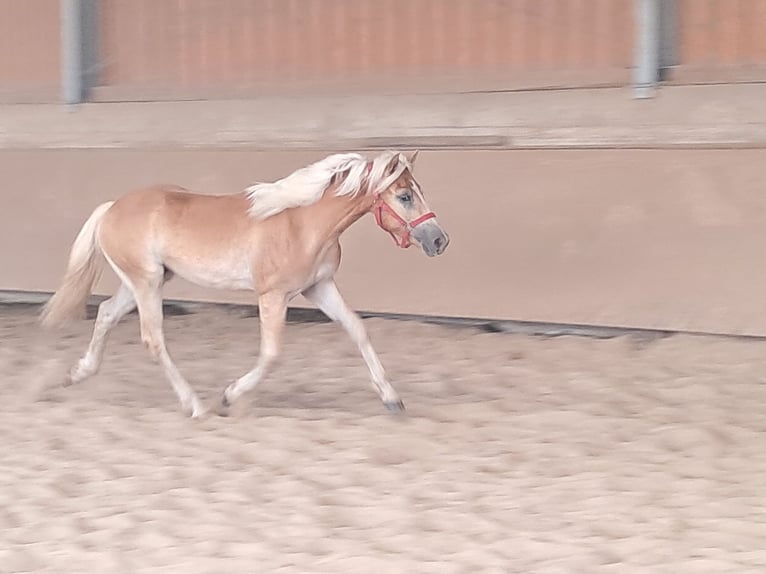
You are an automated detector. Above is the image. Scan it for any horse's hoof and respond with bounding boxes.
[384,399,406,413]
[63,368,79,387]
[181,397,207,419]
[216,393,232,417]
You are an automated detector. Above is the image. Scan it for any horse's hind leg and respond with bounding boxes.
[131,276,205,418]
[67,282,136,385]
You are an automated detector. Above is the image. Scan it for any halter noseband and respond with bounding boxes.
[364,162,437,248]
[372,198,437,248]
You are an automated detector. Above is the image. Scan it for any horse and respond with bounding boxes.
[40,150,449,418]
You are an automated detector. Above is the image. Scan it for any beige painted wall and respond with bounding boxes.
[3,148,766,336]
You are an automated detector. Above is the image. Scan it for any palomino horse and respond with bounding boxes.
[40,150,449,417]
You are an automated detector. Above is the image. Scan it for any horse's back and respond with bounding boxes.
[103,184,250,235]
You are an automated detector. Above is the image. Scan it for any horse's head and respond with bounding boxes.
[371,151,449,257]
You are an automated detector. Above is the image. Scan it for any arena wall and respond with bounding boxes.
[4,144,766,337]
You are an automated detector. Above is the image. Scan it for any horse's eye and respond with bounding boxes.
[399,192,412,203]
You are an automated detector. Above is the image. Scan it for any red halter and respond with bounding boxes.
[372,196,437,248]
[363,161,437,248]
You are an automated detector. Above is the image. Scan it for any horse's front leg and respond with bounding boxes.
[220,291,287,413]
[303,279,404,412]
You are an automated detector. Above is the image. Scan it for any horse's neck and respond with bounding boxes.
[294,191,373,248]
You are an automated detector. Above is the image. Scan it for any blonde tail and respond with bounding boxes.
[40,201,115,328]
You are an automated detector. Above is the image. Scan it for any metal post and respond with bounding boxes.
[61,0,84,104]
[659,0,677,72]
[633,0,661,99]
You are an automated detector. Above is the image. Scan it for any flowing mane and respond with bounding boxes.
[244,150,411,220]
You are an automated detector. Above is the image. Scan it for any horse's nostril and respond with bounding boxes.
[434,236,443,250]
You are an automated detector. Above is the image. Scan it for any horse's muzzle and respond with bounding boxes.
[413,221,450,257]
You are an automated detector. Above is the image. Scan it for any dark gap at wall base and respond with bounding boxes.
[3,290,766,343]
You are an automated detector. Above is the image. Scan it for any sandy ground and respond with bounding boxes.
[1,305,766,573]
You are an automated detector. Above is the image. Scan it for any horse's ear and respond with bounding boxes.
[407,150,419,165]
[384,153,401,176]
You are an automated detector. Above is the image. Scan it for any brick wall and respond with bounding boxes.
[2,1,766,103]
[0,0,60,102]
[92,0,633,99]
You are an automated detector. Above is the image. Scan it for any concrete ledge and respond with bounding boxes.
[2,84,766,150]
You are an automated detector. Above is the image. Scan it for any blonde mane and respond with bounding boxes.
[245,150,411,220]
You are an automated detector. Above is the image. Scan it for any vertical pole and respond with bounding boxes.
[659,0,677,71]
[633,0,661,98]
[61,0,84,104]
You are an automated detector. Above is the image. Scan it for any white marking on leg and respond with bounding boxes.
[69,283,136,384]
[223,292,286,406]
[303,279,401,406]
[134,284,205,418]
